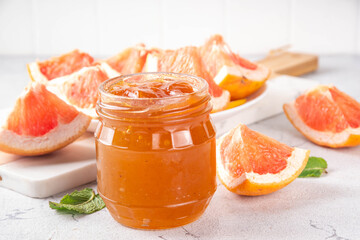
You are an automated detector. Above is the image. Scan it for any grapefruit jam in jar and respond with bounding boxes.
[95,72,216,229]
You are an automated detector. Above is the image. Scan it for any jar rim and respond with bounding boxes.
[98,72,209,101]
[97,72,212,122]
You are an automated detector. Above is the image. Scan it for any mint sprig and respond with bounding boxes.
[298,156,328,178]
[49,188,105,214]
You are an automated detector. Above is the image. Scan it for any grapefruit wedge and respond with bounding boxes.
[217,123,310,196]
[27,49,95,82]
[143,46,230,112]
[284,85,360,148]
[200,35,271,100]
[46,63,117,118]
[0,83,91,156]
[106,44,148,75]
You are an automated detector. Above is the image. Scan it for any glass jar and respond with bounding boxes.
[95,72,216,229]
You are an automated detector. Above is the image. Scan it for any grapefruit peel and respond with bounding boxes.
[214,65,271,100]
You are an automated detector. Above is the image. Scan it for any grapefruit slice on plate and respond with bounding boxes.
[106,44,148,75]
[217,123,310,196]
[27,49,95,82]
[200,35,271,100]
[143,46,230,112]
[0,83,91,156]
[284,85,360,148]
[46,63,117,118]
[225,99,247,110]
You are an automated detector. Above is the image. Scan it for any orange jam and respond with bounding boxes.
[95,73,216,229]
[108,77,196,98]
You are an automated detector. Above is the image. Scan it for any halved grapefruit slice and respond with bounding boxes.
[106,44,148,75]
[217,123,310,196]
[0,83,91,156]
[200,35,271,100]
[27,49,95,82]
[143,46,230,112]
[46,63,117,118]
[283,85,360,148]
[225,99,247,110]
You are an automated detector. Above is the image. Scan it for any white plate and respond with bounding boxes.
[211,84,267,135]
[87,84,268,136]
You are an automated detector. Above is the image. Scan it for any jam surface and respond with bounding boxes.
[108,78,197,98]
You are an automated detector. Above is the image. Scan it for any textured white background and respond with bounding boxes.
[0,0,360,55]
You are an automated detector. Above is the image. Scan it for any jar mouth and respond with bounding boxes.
[99,72,209,101]
[97,72,212,122]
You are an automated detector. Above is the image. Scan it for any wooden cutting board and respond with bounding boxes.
[258,50,318,77]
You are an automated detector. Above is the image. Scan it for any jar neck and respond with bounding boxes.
[96,72,212,124]
[97,89,212,124]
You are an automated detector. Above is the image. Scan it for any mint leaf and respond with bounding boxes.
[59,188,95,205]
[49,188,105,214]
[298,156,328,178]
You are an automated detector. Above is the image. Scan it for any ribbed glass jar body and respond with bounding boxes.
[95,73,216,229]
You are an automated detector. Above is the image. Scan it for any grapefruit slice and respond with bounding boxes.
[106,44,148,75]
[225,99,247,110]
[27,49,95,82]
[283,85,360,148]
[217,123,310,196]
[0,83,91,156]
[200,35,271,100]
[143,46,230,112]
[46,63,117,118]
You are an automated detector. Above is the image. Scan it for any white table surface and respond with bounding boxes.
[0,55,360,240]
